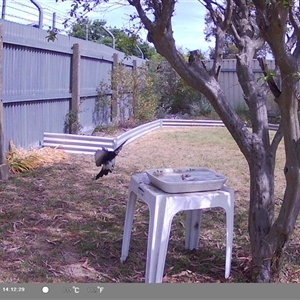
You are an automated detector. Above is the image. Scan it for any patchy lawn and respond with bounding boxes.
[1,127,300,283]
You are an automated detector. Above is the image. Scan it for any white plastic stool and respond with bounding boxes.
[120,173,234,283]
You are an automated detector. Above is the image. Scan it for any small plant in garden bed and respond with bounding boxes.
[92,124,120,136]
[6,140,69,174]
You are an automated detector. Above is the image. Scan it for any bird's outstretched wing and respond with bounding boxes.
[94,148,108,167]
[114,140,127,155]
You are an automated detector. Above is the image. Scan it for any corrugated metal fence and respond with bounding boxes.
[43,119,279,155]
[43,119,226,154]
[1,19,144,151]
[203,59,281,114]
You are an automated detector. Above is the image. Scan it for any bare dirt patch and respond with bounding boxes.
[0,127,299,283]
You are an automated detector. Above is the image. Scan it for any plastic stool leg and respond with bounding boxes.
[153,213,174,283]
[120,191,137,263]
[185,210,192,249]
[145,198,171,283]
[225,204,234,278]
[222,187,234,279]
[185,209,202,250]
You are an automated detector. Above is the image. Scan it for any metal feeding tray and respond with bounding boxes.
[146,167,227,194]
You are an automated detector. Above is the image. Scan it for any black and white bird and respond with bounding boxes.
[94,140,127,180]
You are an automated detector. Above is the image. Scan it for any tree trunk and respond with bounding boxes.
[253,171,300,282]
[248,82,300,282]
[247,144,275,282]
[258,89,300,281]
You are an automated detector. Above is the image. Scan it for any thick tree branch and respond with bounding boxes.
[222,0,233,30]
[289,5,300,34]
[152,0,162,15]
[292,42,300,58]
[253,0,292,66]
[209,27,225,78]
[202,0,233,79]
[270,122,283,156]
[229,22,242,46]
[129,0,154,30]
[236,54,268,138]
[130,0,175,44]
[159,0,176,31]
[258,57,281,99]
[285,31,298,53]
[149,0,175,32]
[257,57,283,152]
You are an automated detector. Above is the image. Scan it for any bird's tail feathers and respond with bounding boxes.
[95,168,112,180]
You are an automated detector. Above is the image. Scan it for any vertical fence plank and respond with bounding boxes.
[111,53,119,124]
[0,24,9,180]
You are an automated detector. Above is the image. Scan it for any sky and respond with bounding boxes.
[3,0,214,54]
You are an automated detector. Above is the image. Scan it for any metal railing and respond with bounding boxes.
[268,123,280,131]
[44,119,163,154]
[162,119,224,127]
[43,119,280,154]
[43,133,115,155]
[114,120,162,148]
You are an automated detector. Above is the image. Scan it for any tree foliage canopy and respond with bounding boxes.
[68,17,156,59]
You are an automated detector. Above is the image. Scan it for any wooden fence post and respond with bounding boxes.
[111,53,119,125]
[70,43,80,134]
[0,24,9,180]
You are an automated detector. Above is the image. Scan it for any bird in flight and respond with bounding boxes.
[94,140,127,179]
